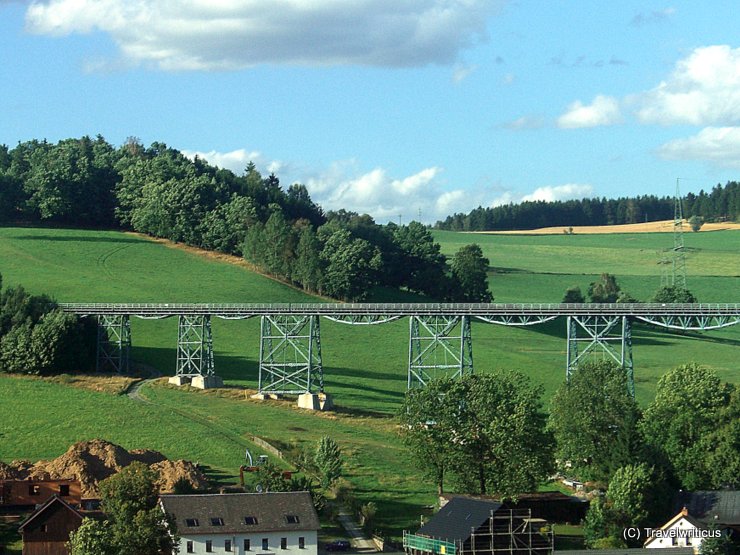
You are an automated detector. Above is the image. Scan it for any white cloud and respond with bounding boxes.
[501,115,545,130]
[636,45,740,126]
[657,127,740,168]
[521,184,593,203]
[182,148,264,173]
[452,63,477,83]
[557,95,622,128]
[306,165,447,222]
[25,0,497,71]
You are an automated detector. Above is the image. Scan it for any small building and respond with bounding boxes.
[160,491,320,555]
[644,507,706,549]
[645,490,740,549]
[18,495,83,555]
[404,496,553,555]
[1,480,81,510]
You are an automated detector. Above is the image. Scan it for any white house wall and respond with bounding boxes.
[178,530,318,555]
[645,517,702,549]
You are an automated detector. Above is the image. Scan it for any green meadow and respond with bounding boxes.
[0,226,738,536]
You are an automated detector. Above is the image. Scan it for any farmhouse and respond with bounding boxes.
[645,491,740,549]
[404,496,553,555]
[17,495,84,555]
[0,479,81,511]
[160,491,320,555]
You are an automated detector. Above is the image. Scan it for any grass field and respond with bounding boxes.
[0,225,738,538]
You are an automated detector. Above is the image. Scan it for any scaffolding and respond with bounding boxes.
[404,508,553,555]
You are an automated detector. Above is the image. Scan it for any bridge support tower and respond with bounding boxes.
[171,315,221,389]
[408,315,473,388]
[566,315,634,396]
[96,314,131,374]
[257,315,326,405]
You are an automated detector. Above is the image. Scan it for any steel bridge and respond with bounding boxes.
[60,302,740,397]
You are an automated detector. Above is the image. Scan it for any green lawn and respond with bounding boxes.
[0,226,738,538]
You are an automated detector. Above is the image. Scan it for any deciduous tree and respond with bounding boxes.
[641,364,734,489]
[449,244,493,302]
[400,372,553,498]
[548,361,642,482]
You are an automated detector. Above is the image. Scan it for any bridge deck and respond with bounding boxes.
[59,302,740,318]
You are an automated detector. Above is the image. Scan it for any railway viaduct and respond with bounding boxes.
[60,303,740,405]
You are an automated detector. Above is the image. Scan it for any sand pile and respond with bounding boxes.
[1,439,208,497]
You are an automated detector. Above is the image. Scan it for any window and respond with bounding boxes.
[281,538,287,550]
[211,517,225,526]
[262,538,269,551]
[59,484,70,497]
[185,518,200,527]
[225,540,232,552]
[286,515,299,524]
[206,540,213,553]
[29,484,40,496]
[244,539,251,551]
[299,537,305,549]
[40,524,48,533]
[186,541,194,553]
[244,516,258,525]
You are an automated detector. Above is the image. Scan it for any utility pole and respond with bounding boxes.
[672,178,687,289]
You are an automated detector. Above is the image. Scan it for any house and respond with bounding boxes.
[645,490,740,549]
[644,507,708,549]
[404,496,553,555]
[1,480,81,510]
[159,491,320,555]
[17,495,83,555]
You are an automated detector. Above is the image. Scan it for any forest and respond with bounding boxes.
[434,181,740,231]
[0,136,489,302]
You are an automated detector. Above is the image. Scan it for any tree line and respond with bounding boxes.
[435,181,740,231]
[0,136,491,302]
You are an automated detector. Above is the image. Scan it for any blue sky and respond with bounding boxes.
[2,1,740,223]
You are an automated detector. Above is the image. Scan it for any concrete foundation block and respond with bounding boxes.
[168,375,192,386]
[297,392,333,411]
[190,375,224,389]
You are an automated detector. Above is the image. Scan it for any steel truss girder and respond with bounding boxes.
[96,314,131,373]
[258,315,323,395]
[176,315,215,377]
[635,315,740,331]
[408,315,473,388]
[323,314,402,325]
[475,314,558,326]
[567,315,634,396]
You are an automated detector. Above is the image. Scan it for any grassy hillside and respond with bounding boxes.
[434,230,740,302]
[0,226,738,536]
